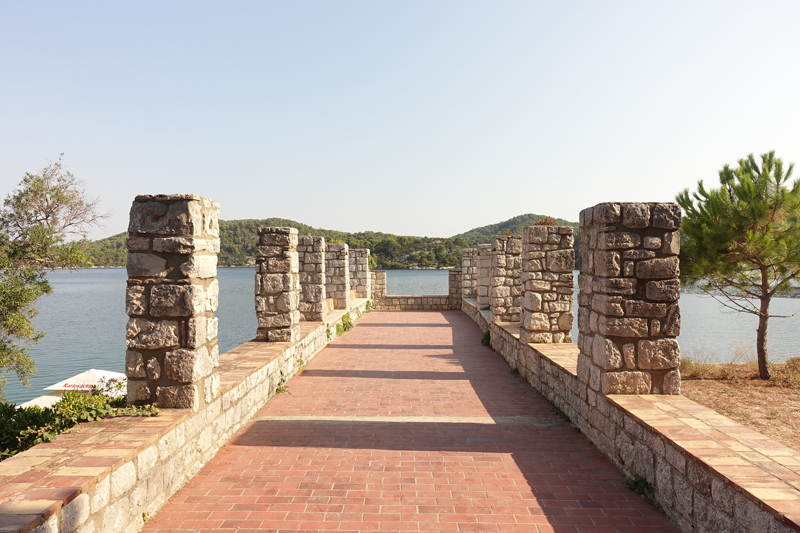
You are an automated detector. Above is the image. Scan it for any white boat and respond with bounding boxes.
[18,369,127,409]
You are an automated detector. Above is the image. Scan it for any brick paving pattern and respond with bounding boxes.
[143,310,677,532]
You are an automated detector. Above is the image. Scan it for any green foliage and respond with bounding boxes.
[677,151,800,379]
[86,213,577,270]
[335,323,344,337]
[481,331,491,346]
[0,390,158,461]
[326,328,332,341]
[0,157,106,400]
[342,313,354,331]
[365,300,373,312]
[624,475,655,504]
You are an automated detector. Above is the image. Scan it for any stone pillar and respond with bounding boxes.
[490,235,522,323]
[476,244,492,306]
[449,270,462,309]
[255,227,300,342]
[520,226,575,344]
[348,249,372,299]
[370,270,386,301]
[577,202,682,395]
[461,249,477,299]
[125,194,220,410]
[325,243,350,309]
[298,236,326,321]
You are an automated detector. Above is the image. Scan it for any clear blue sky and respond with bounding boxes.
[2,1,800,239]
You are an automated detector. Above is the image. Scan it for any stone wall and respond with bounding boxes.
[490,235,522,323]
[476,244,491,306]
[577,202,682,395]
[125,194,221,410]
[371,270,462,311]
[460,249,477,299]
[255,227,301,343]
[370,270,386,301]
[519,226,575,344]
[325,243,350,310]
[348,249,372,299]
[297,236,326,321]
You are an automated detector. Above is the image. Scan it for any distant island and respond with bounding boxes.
[85,214,578,269]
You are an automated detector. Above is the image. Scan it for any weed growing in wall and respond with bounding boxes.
[326,328,332,341]
[336,323,344,337]
[365,300,373,312]
[624,476,656,505]
[342,313,354,331]
[481,331,491,346]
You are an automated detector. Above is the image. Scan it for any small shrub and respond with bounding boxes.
[342,313,354,331]
[786,357,800,374]
[481,331,491,346]
[624,476,655,504]
[326,327,332,340]
[533,217,557,226]
[365,300,373,312]
[480,305,490,311]
[553,408,570,423]
[336,323,344,337]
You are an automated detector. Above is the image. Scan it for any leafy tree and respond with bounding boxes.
[677,151,800,379]
[0,157,106,400]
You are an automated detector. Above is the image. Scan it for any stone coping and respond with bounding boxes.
[0,302,368,533]
[611,394,800,529]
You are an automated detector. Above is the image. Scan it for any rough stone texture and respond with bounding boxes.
[578,202,682,395]
[461,249,477,299]
[370,270,386,301]
[297,236,326,321]
[325,243,350,310]
[520,225,574,344]
[490,235,522,323]
[348,249,372,300]
[256,227,301,343]
[476,244,492,306]
[125,194,220,410]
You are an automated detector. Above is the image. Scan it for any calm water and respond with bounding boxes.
[3,268,798,405]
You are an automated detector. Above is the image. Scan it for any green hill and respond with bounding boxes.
[85,213,577,269]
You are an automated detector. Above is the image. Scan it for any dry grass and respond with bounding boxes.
[680,349,800,452]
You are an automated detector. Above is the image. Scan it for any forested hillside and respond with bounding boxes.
[85,214,577,269]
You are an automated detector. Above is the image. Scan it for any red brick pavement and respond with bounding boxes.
[143,310,677,533]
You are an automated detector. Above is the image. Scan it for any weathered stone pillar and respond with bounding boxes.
[449,270,462,309]
[298,236,326,321]
[490,235,522,322]
[476,244,491,306]
[255,227,300,342]
[125,194,220,410]
[577,202,682,395]
[325,243,350,310]
[461,249,477,299]
[520,226,575,344]
[370,270,386,301]
[348,249,372,300]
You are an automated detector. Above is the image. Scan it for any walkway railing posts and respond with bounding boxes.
[125,194,221,410]
[490,235,522,323]
[476,244,491,306]
[577,202,682,394]
[298,236,326,321]
[349,249,372,300]
[255,227,301,342]
[325,243,350,310]
[519,226,575,344]
[461,249,477,299]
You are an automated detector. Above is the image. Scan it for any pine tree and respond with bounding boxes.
[677,151,800,379]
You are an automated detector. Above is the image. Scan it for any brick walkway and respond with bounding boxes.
[143,310,677,533]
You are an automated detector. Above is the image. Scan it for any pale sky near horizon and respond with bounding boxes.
[2,1,800,240]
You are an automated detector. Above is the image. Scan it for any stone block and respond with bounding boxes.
[153,236,220,254]
[126,286,146,315]
[638,339,680,369]
[592,336,623,370]
[593,202,621,223]
[652,203,681,229]
[622,343,635,368]
[126,319,179,349]
[594,251,621,277]
[663,305,681,336]
[643,236,662,249]
[598,316,649,337]
[663,369,681,394]
[636,257,679,279]
[129,198,205,236]
[156,384,199,409]
[545,249,574,272]
[150,284,205,317]
[146,357,161,380]
[646,279,680,301]
[165,347,212,383]
[595,278,636,295]
[592,294,624,316]
[597,232,642,250]
[127,380,151,401]
[557,312,573,331]
[125,350,146,378]
[603,371,651,394]
[127,253,167,278]
[622,203,650,228]
[179,255,217,279]
[624,300,667,318]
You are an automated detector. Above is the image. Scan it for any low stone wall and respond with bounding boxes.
[371,270,462,310]
[0,301,370,533]
[462,297,800,533]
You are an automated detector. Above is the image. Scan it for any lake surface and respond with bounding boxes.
[3,268,798,405]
